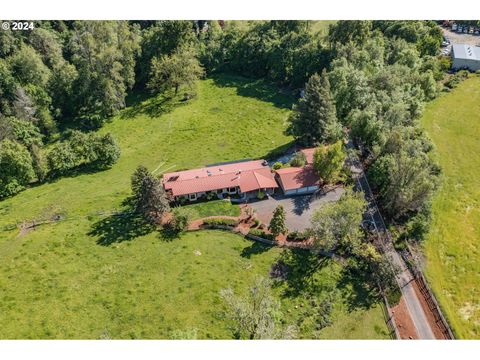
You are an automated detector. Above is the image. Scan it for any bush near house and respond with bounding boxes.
[286,230,310,242]
[202,218,237,227]
[248,228,276,241]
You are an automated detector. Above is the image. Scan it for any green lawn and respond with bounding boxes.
[0,74,388,339]
[421,76,480,339]
[180,200,241,220]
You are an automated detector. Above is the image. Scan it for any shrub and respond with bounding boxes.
[47,132,120,177]
[93,133,121,168]
[257,190,266,200]
[445,70,469,89]
[164,208,192,235]
[289,151,307,167]
[202,218,237,227]
[206,192,217,200]
[272,162,283,170]
[286,230,309,242]
[248,228,276,241]
[47,141,79,176]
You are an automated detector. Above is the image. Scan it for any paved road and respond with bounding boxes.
[347,140,436,340]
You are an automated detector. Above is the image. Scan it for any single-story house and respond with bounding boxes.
[275,165,320,196]
[162,160,278,202]
[452,44,480,71]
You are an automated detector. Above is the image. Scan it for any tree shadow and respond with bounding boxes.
[336,261,382,312]
[41,162,113,186]
[262,141,297,162]
[273,248,330,298]
[120,90,184,120]
[291,195,312,216]
[88,211,156,246]
[211,74,296,110]
[240,241,272,258]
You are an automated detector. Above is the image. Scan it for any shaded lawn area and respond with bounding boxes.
[179,200,241,220]
[421,76,480,339]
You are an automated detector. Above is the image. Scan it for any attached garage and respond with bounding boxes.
[275,165,320,196]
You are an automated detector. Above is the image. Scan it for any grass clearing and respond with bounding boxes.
[0,74,388,339]
[421,76,480,339]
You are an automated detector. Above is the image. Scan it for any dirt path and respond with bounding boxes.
[392,296,419,339]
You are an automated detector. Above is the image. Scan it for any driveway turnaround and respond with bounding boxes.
[249,188,345,232]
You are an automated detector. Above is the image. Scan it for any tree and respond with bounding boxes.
[138,21,196,86]
[46,141,79,176]
[309,189,367,253]
[147,46,204,96]
[328,21,373,46]
[92,133,121,168]
[69,21,141,123]
[130,165,170,224]
[313,141,346,184]
[220,277,296,339]
[286,70,342,146]
[268,205,287,237]
[0,139,35,198]
[368,148,437,219]
[163,207,194,236]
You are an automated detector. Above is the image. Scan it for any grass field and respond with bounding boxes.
[421,76,480,339]
[0,74,388,339]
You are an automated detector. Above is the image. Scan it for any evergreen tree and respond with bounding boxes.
[286,70,342,146]
[130,165,170,223]
[268,205,287,237]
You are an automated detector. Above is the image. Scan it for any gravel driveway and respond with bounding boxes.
[249,187,345,232]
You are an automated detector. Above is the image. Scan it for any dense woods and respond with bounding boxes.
[0,20,445,240]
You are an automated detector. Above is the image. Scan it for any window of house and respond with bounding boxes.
[189,193,197,200]
[228,187,236,193]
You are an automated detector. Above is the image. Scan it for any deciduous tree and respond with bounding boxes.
[148,46,204,96]
[310,189,367,253]
[313,141,346,184]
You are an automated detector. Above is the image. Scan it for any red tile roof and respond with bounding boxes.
[163,160,278,197]
[275,165,319,191]
[300,147,317,164]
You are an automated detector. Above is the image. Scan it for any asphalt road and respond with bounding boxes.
[347,140,436,339]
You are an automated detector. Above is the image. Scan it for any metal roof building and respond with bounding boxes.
[451,44,480,71]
